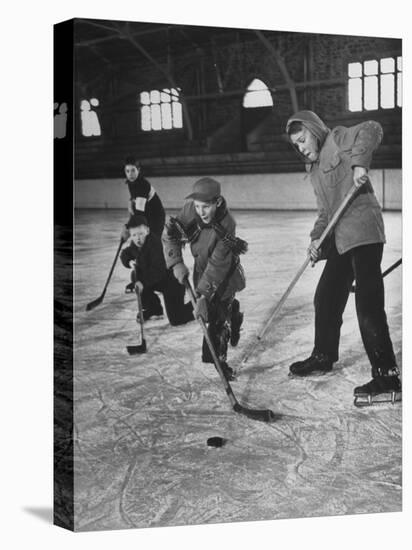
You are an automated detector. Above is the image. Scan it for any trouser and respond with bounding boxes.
[143,274,193,326]
[202,296,236,364]
[313,241,397,376]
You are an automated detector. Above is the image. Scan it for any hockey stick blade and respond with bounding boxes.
[127,340,147,355]
[86,293,105,311]
[85,237,125,311]
[233,403,278,423]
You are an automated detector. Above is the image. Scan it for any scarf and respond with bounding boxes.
[169,199,248,255]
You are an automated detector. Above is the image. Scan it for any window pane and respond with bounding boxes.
[397,72,402,107]
[247,78,267,91]
[364,75,378,110]
[161,89,171,103]
[363,59,378,75]
[380,57,395,74]
[141,105,151,131]
[170,88,179,102]
[243,89,273,108]
[81,111,92,136]
[348,62,362,78]
[80,99,90,111]
[161,102,172,129]
[348,78,362,111]
[151,104,162,130]
[243,78,273,108]
[380,74,395,108]
[397,56,402,71]
[172,101,183,128]
[90,98,99,107]
[150,90,160,104]
[140,91,150,105]
[90,112,101,136]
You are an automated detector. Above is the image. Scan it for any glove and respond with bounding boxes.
[194,294,208,322]
[135,280,144,293]
[121,225,129,241]
[173,262,189,284]
[129,259,137,269]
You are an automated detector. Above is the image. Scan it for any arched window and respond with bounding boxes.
[242,79,274,108]
[139,88,183,131]
[54,102,67,139]
[80,98,101,136]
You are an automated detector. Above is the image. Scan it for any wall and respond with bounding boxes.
[74,169,401,210]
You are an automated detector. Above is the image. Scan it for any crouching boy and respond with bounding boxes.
[120,214,193,325]
[162,177,246,381]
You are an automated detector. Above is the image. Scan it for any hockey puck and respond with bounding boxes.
[206,436,226,448]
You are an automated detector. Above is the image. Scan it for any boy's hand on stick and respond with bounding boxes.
[194,294,208,322]
[173,262,189,284]
[135,280,144,293]
[353,166,368,188]
[308,239,321,266]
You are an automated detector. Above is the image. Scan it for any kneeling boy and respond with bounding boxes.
[120,214,193,325]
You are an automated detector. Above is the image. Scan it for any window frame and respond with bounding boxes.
[139,87,184,132]
[346,52,402,113]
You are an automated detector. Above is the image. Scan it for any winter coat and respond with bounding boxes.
[287,111,385,255]
[126,174,166,236]
[162,199,245,301]
[120,233,169,289]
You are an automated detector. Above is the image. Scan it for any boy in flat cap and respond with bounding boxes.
[121,214,194,325]
[162,177,246,381]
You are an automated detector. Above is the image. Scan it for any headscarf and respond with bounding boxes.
[286,110,330,163]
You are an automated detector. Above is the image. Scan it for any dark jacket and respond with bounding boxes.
[286,111,385,254]
[162,199,245,300]
[126,173,166,236]
[120,233,168,289]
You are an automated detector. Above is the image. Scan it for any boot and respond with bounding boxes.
[142,304,164,321]
[230,299,244,347]
[289,352,333,376]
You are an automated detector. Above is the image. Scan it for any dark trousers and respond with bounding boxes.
[143,275,193,326]
[314,241,397,376]
[130,271,163,314]
[202,297,236,364]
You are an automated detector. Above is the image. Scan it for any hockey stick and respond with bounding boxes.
[127,284,147,355]
[86,237,124,311]
[242,176,369,364]
[350,258,402,293]
[184,279,276,422]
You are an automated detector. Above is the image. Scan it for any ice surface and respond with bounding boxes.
[70,209,401,531]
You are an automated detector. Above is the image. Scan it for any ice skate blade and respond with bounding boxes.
[353,391,402,407]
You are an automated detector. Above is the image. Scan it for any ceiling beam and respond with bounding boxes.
[254,30,299,112]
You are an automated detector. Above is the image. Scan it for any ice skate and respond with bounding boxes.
[289,352,333,376]
[230,299,244,347]
[353,373,402,407]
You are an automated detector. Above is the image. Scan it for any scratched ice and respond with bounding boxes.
[69,209,401,531]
